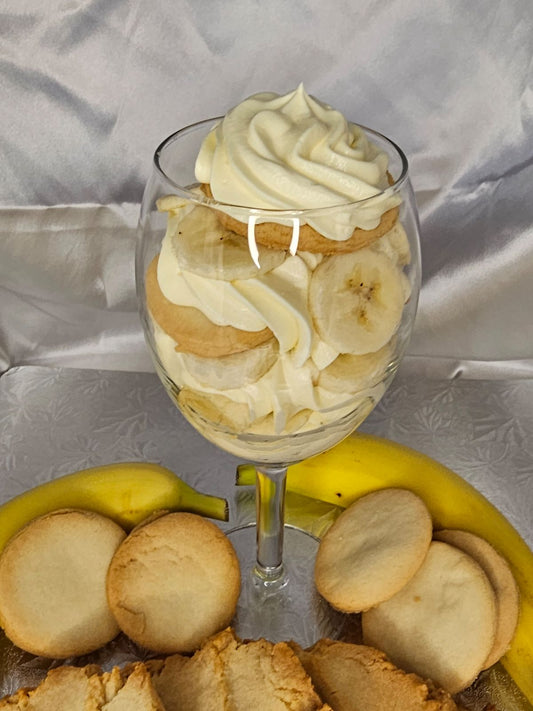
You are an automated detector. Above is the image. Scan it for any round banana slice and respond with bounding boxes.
[309,249,405,355]
[156,186,204,212]
[373,222,411,266]
[178,388,251,433]
[318,342,394,393]
[172,205,286,280]
[181,340,278,391]
[248,409,313,436]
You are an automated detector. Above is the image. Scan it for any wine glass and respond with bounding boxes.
[136,117,421,645]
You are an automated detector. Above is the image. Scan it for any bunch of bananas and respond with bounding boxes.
[237,432,533,706]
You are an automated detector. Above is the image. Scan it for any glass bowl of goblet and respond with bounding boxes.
[136,117,421,645]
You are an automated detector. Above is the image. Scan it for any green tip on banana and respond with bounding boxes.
[0,462,229,556]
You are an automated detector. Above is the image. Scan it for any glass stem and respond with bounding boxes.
[254,465,287,584]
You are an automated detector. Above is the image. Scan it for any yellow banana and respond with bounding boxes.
[0,462,228,554]
[237,432,533,705]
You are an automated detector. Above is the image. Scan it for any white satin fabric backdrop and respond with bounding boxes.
[0,0,532,377]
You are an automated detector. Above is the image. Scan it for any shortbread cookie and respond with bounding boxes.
[26,665,104,710]
[0,663,165,711]
[0,664,104,710]
[0,509,126,658]
[362,540,498,694]
[106,513,241,654]
[0,691,26,709]
[151,628,330,711]
[314,488,432,612]
[290,639,458,711]
[208,628,330,711]
[147,641,228,711]
[202,184,399,254]
[434,529,520,669]
[145,256,273,357]
[101,663,166,710]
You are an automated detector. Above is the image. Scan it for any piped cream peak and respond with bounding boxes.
[194,85,396,238]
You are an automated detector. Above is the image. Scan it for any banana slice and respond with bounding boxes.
[248,409,313,436]
[156,187,205,213]
[318,342,394,393]
[298,251,324,271]
[170,205,286,280]
[181,340,278,391]
[309,249,405,355]
[178,388,251,433]
[373,222,411,266]
[156,195,189,212]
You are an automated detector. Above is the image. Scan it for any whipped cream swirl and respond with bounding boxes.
[195,85,398,238]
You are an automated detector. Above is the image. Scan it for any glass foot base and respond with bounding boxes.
[226,524,360,647]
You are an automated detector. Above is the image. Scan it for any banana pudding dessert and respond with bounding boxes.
[144,86,418,460]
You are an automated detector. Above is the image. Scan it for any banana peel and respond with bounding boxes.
[236,432,533,705]
[0,462,228,554]
[235,487,343,540]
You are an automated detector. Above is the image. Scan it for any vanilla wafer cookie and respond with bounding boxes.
[201,184,399,255]
[0,509,125,659]
[149,628,332,710]
[101,663,166,710]
[434,529,520,669]
[107,513,241,654]
[2,665,104,710]
[0,662,165,710]
[314,488,432,613]
[362,540,498,693]
[290,639,459,711]
[145,256,273,357]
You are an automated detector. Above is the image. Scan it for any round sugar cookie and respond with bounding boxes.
[0,509,126,658]
[106,512,241,654]
[434,529,520,669]
[362,540,498,694]
[314,488,432,613]
[201,184,399,254]
[145,256,273,357]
